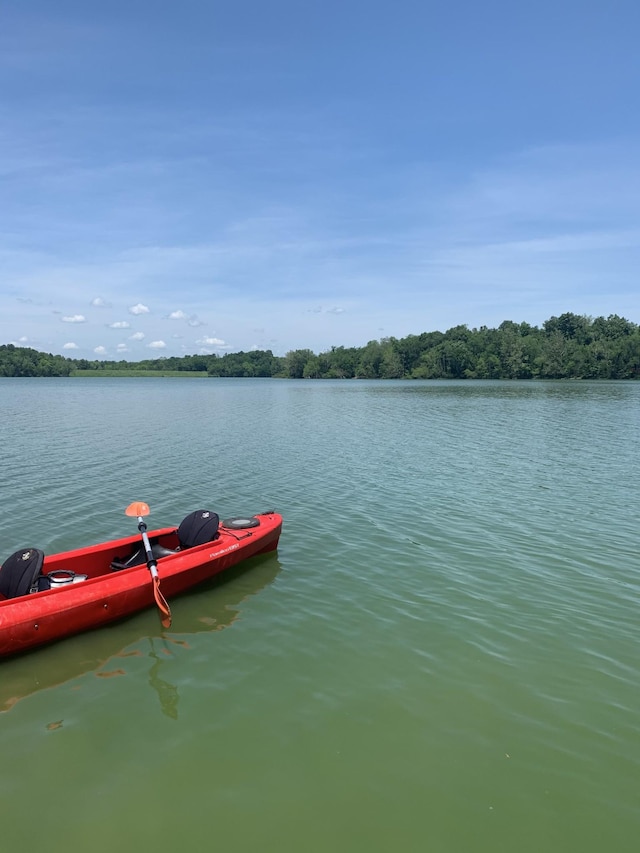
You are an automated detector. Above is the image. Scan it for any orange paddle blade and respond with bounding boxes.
[153,576,172,628]
[125,501,150,517]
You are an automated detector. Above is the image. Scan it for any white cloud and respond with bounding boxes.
[62,314,86,323]
[91,297,111,307]
[94,345,107,354]
[307,305,345,315]
[148,340,166,349]
[129,303,150,315]
[197,336,225,346]
[109,321,130,329]
[129,331,145,341]
[166,310,204,326]
[116,343,129,352]
[63,342,78,349]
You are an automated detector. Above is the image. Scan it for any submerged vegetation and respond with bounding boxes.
[1,313,639,379]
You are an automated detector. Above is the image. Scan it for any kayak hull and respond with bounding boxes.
[0,511,282,657]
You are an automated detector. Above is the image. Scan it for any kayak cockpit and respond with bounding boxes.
[110,509,221,570]
[0,509,222,599]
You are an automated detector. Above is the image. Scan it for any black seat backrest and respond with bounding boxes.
[0,548,45,598]
[177,510,220,549]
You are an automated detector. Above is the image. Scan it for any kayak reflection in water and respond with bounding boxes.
[147,638,180,720]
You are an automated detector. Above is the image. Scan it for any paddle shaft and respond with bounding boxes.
[137,518,159,578]
[136,515,172,628]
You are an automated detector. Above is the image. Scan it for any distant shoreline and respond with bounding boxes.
[2,313,640,379]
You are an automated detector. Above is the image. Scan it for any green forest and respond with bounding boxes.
[1,313,639,379]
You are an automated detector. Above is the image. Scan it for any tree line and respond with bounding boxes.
[1,313,639,379]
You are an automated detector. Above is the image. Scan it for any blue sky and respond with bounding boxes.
[2,0,639,359]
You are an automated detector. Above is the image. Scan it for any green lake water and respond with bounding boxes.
[0,377,638,852]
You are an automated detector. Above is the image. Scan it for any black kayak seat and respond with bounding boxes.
[0,548,45,598]
[177,510,219,549]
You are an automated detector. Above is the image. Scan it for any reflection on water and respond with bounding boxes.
[356,378,638,401]
[147,638,180,719]
[0,554,281,715]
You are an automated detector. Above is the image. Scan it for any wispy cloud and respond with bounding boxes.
[309,305,346,315]
[62,314,86,323]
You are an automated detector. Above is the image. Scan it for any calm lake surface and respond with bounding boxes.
[1,377,639,852]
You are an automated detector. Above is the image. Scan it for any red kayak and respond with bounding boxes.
[0,504,282,658]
